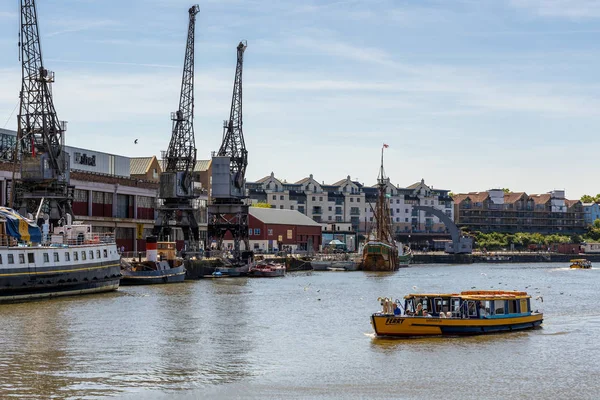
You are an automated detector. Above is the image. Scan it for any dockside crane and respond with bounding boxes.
[14,0,73,225]
[153,5,200,251]
[207,41,250,263]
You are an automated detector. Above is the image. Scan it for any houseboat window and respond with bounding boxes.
[508,300,517,314]
[19,254,25,264]
[8,254,14,264]
[54,253,59,262]
[65,252,70,261]
[28,253,34,263]
[468,301,477,317]
[494,300,505,315]
[89,250,94,259]
[81,251,86,260]
[103,249,108,258]
[96,250,101,259]
[73,252,79,261]
[43,253,49,263]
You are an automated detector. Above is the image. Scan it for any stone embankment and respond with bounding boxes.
[413,252,600,264]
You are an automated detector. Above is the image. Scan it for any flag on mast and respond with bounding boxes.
[383,143,389,148]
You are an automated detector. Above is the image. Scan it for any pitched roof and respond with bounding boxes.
[255,175,273,183]
[529,194,551,205]
[193,159,211,172]
[566,199,581,207]
[504,192,526,204]
[453,192,489,203]
[130,157,154,175]
[406,181,423,190]
[249,207,323,227]
[331,178,348,186]
[294,177,312,185]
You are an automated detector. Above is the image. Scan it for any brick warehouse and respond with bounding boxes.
[0,128,208,253]
[221,207,322,252]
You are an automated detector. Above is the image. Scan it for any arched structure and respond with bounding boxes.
[412,205,472,254]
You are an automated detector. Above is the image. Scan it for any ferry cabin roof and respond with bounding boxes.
[403,291,533,318]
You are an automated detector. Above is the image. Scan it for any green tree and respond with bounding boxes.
[581,194,594,203]
[502,188,510,193]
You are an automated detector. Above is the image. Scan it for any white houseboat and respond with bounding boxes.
[0,207,121,302]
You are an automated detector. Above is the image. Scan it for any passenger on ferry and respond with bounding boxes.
[415,303,424,316]
[439,311,446,318]
[478,302,488,318]
[393,303,402,316]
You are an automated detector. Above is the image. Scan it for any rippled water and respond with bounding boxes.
[0,263,598,399]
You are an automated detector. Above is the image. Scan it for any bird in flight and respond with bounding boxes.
[134,139,138,144]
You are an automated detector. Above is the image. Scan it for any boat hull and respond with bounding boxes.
[0,261,121,303]
[310,261,332,271]
[371,313,543,337]
[120,265,186,285]
[249,268,285,277]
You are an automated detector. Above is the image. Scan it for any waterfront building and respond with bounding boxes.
[0,128,208,252]
[453,189,585,234]
[221,207,322,252]
[246,173,453,246]
[582,202,600,226]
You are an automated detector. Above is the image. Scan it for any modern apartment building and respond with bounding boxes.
[246,173,454,241]
[453,189,585,234]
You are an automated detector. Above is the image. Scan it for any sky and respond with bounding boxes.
[1,0,600,199]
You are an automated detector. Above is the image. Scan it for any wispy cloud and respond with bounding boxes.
[510,0,600,18]
[0,11,17,19]
[47,19,120,37]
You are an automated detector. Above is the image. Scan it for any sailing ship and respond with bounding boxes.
[0,208,121,303]
[361,144,411,271]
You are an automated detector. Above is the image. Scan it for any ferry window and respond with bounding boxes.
[81,251,86,260]
[89,250,94,259]
[405,299,414,313]
[494,300,505,315]
[103,249,108,258]
[468,301,477,317]
[422,298,429,311]
[28,253,34,263]
[8,254,14,264]
[483,301,492,315]
[451,298,461,314]
[19,254,25,264]
[434,298,443,313]
[43,253,49,263]
[96,250,101,259]
[65,252,70,262]
[508,300,517,314]
[73,252,79,261]
[519,299,528,313]
[54,253,59,262]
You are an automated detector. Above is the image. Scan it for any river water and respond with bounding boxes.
[0,263,598,399]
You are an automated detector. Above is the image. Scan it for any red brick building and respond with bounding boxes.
[222,208,322,252]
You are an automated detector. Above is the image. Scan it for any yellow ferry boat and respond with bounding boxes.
[569,259,592,269]
[371,290,543,337]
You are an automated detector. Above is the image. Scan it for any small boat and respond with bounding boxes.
[120,237,186,285]
[310,260,333,271]
[569,259,592,269]
[249,261,285,277]
[371,290,543,338]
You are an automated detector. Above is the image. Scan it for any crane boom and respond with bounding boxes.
[15,0,73,224]
[154,5,200,250]
[217,41,247,190]
[164,4,199,183]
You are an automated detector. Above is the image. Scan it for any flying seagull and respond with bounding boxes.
[134,139,138,144]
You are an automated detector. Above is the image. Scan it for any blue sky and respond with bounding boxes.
[1,0,600,199]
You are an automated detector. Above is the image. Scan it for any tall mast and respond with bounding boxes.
[15,0,73,224]
[376,144,394,245]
